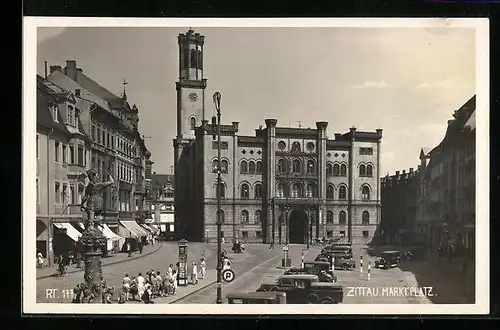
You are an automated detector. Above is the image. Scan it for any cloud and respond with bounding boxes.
[351,79,389,89]
[416,78,470,90]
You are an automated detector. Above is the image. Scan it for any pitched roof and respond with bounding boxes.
[152,174,175,189]
[464,110,476,131]
[37,83,70,134]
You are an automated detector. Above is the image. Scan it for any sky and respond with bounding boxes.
[37,26,476,176]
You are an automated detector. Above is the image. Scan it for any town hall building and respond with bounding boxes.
[173,29,383,244]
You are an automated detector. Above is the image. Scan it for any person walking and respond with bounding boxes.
[269,240,275,250]
[171,269,178,295]
[191,262,198,285]
[37,252,44,268]
[200,258,207,279]
[122,273,131,301]
[136,272,145,299]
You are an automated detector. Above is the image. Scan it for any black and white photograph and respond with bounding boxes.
[22,18,489,314]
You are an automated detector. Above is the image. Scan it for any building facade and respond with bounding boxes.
[416,96,476,256]
[380,168,419,246]
[173,30,383,244]
[37,61,152,264]
[151,173,176,238]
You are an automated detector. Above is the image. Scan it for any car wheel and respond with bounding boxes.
[342,264,349,271]
[306,293,320,304]
[321,297,334,304]
[383,264,389,269]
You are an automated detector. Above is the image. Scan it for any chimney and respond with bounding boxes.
[65,60,78,81]
[49,65,62,74]
[402,170,406,175]
[409,168,414,173]
[396,171,400,176]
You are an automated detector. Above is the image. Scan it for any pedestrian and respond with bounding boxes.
[122,273,131,301]
[138,241,143,254]
[269,240,275,250]
[191,262,198,285]
[130,277,139,301]
[167,264,173,277]
[154,271,163,297]
[142,284,154,304]
[72,284,82,303]
[171,269,178,295]
[104,287,114,304]
[136,272,145,299]
[37,252,44,268]
[200,258,206,279]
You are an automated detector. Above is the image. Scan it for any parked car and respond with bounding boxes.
[315,253,356,270]
[321,244,353,257]
[257,274,343,304]
[284,261,338,282]
[374,251,401,269]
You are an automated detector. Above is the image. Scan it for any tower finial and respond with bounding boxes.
[122,78,128,100]
[298,121,302,128]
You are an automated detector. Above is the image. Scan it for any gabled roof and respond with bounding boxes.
[62,66,122,107]
[464,110,476,131]
[37,86,70,135]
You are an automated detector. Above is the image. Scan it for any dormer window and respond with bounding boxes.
[67,105,75,126]
[50,104,59,122]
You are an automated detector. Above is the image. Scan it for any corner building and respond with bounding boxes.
[174,30,382,244]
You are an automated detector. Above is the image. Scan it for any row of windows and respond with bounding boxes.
[326,163,347,177]
[211,159,264,175]
[326,230,370,238]
[50,140,86,166]
[53,181,84,205]
[90,124,136,157]
[325,210,370,224]
[183,48,203,70]
[215,182,372,200]
[215,209,263,225]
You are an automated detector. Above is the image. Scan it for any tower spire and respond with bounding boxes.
[122,78,128,100]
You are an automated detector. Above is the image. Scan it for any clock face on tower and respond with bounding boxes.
[188,92,198,102]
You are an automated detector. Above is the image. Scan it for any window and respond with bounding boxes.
[240,161,248,174]
[91,125,96,141]
[363,231,369,238]
[339,211,347,225]
[340,164,347,176]
[197,50,203,70]
[220,160,228,174]
[241,210,249,224]
[256,231,262,238]
[305,183,316,198]
[107,133,110,147]
[240,183,250,199]
[97,128,101,144]
[102,131,105,146]
[326,185,334,200]
[212,159,219,173]
[55,182,60,204]
[277,159,287,173]
[339,231,346,237]
[111,136,115,149]
[62,145,67,164]
[254,184,262,199]
[326,211,334,224]
[241,231,248,239]
[359,147,373,155]
[78,147,84,166]
[36,135,39,159]
[36,179,39,204]
[67,105,74,126]
[326,231,333,238]
[291,142,301,152]
[338,186,347,200]
[217,209,225,224]
[69,146,75,164]
[291,183,301,198]
[362,211,370,224]
[190,117,196,130]
[306,160,315,174]
[256,161,263,174]
[359,164,366,177]
[62,184,67,204]
[183,49,189,68]
[292,159,301,174]
[70,186,75,204]
[255,210,262,224]
[362,186,370,200]
[366,164,373,177]
[75,89,81,97]
[54,142,60,162]
[326,163,333,177]
[248,161,256,174]
[276,183,285,198]
[151,204,155,211]
[190,49,197,68]
[50,104,59,122]
[333,164,340,176]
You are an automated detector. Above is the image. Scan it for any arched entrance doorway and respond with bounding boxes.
[289,209,307,244]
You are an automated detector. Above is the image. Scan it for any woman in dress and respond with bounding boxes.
[171,269,178,295]
[122,273,131,301]
[136,272,145,299]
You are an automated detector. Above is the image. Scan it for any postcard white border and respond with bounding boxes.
[23,17,490,315]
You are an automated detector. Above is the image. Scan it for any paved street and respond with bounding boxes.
[36,242,472,304]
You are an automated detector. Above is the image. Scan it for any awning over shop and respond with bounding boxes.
[117,224,136,239]
[99,224,122,241]
[53,222,82,242]
[140,223,158,234]
[120,220,149,238]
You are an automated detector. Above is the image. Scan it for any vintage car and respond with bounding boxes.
[226,291,287,304]
[314,253,356,270]
[403,246,425,260]
[284,261,338,282]
[374,251,401,269]
[256,274,343,304]
[321,244,353,257]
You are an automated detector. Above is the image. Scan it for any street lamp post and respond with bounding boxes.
[212,91,223,304]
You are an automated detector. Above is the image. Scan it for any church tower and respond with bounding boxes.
[173,29,206,240]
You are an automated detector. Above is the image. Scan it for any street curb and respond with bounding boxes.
[36,243,163,280]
